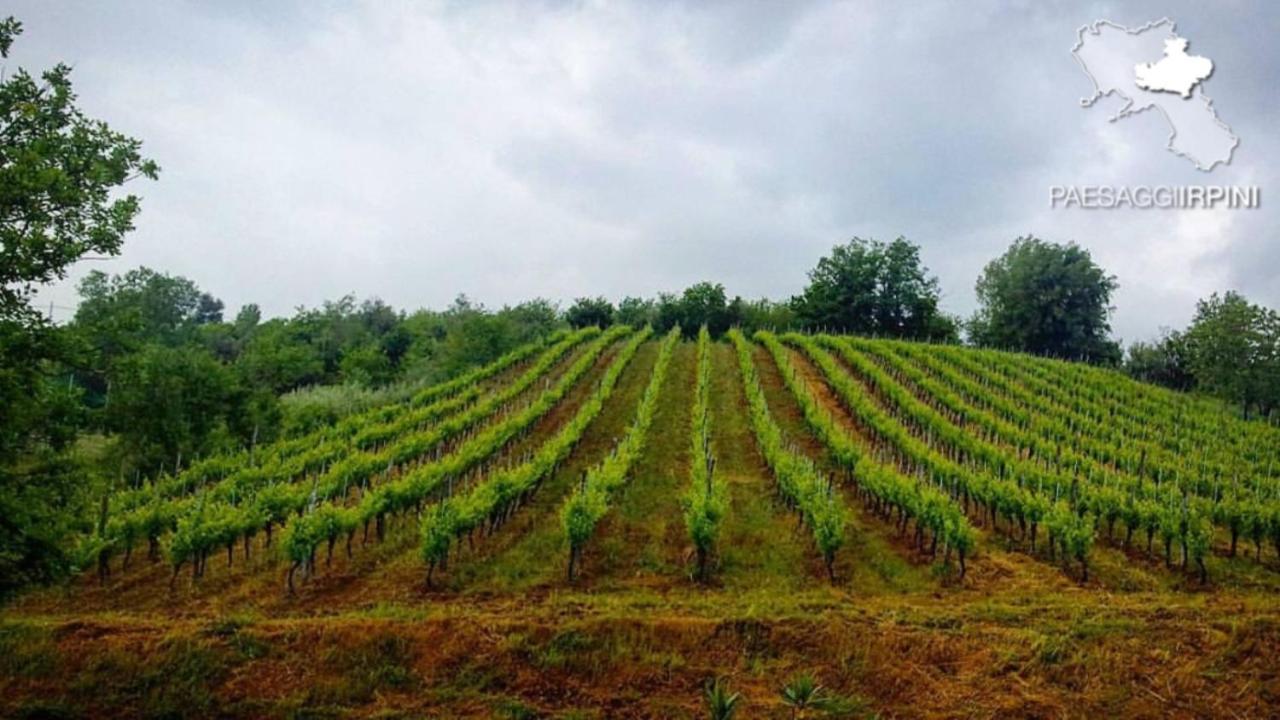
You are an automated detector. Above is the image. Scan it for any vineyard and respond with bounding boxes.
[4,328,1280,719]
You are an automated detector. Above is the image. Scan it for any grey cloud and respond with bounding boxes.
[7,0,1276,342]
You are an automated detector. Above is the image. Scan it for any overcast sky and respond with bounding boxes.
[10,0,1279,343]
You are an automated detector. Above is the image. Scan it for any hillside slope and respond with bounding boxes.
[3,332,1279,719]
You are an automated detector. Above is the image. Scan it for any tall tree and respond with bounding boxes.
[658,282,733,337]
[616,296,656,327]
[73,268,216,341]
[502,298,560,344]
[0,19,159,320]
[732,296,796,333]
[106,344,234,473]
[236,320,325,394]
[793,237,957,341]
[70,268,222,407]
[968,236,1120,364]
[564,296,615,329]
[1125,330,1194,391]
[1183,292,1280,420]
[0,16,157,596]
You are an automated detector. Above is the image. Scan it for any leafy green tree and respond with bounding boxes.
[655,292,683,333]
[681,282,733,337]
[106,344,233,473]
[225,383,282,452]
[236,320,325,393]
[234,303,262,332]
[194,293,224,324]
[190,302,263,363]
[656,282,734,337]
[274,296,419,387]
[1126,330,1194,391]
[290,295,366,377]
[394,297,560,385]
[414,295,562,380]
[616,296,656,327]
[502,298,560,343]
[1184,292,1280,419]
[398,308,447,377]
[732,296,796,333]
[0,16,157,596]
[0,18,159,322]
[71,268,222,404]
[437,313,512,377]
[0,452,86,598]
[793,236,957,341]
[199,321,240,362]
[378,323,412,370]
[564,296,615,328]
[969,236,1121,364]
[0,324,82,458]
[339,343,393,387]
[429,296,517,378]
[73,267,212,343]
[357,298,398,335]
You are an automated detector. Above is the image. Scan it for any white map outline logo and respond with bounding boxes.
[1072,18,1238,172]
